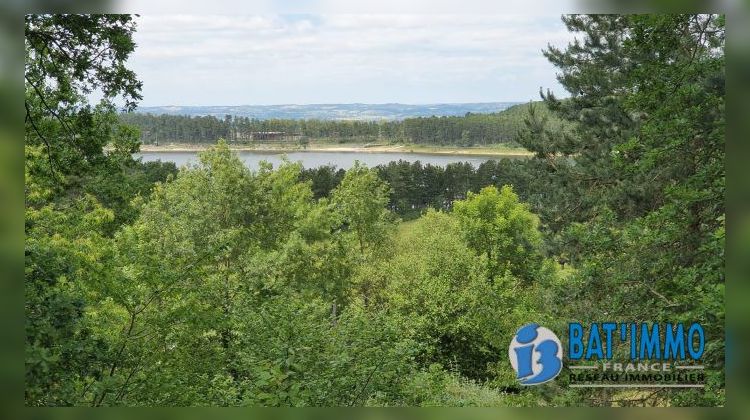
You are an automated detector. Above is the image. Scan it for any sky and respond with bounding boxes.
[128,14,577,106]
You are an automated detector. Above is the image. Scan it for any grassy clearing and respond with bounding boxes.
[396,218,420,237]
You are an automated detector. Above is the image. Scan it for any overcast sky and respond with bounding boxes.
[129,14,576,106]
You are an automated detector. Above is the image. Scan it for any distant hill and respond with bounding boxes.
[134,102,524,121]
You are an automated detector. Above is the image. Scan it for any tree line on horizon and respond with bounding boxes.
[119,102,564,147]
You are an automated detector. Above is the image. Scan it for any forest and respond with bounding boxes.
[25,14,725,406]
[118,101,562,146]
[301,159,539,220]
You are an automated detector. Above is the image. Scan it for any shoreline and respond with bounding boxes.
[137,143,533,157]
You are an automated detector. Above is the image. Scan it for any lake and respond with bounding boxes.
[135,150,526,170]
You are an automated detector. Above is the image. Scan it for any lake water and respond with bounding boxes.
[135,150,526,170]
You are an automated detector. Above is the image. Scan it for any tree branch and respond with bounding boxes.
[25,100,59,181]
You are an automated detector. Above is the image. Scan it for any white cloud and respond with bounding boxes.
[127,14,576,106]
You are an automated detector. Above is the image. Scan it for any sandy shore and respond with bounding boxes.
[138,143,533,157]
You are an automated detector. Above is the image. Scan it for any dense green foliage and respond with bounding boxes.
[525,14,725,406]
[301,159,535,220]
[27,140,546,406]
[401,104,564,146]
[119,113,403,144]
[26,13,724,407]
[118,102,561,146]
